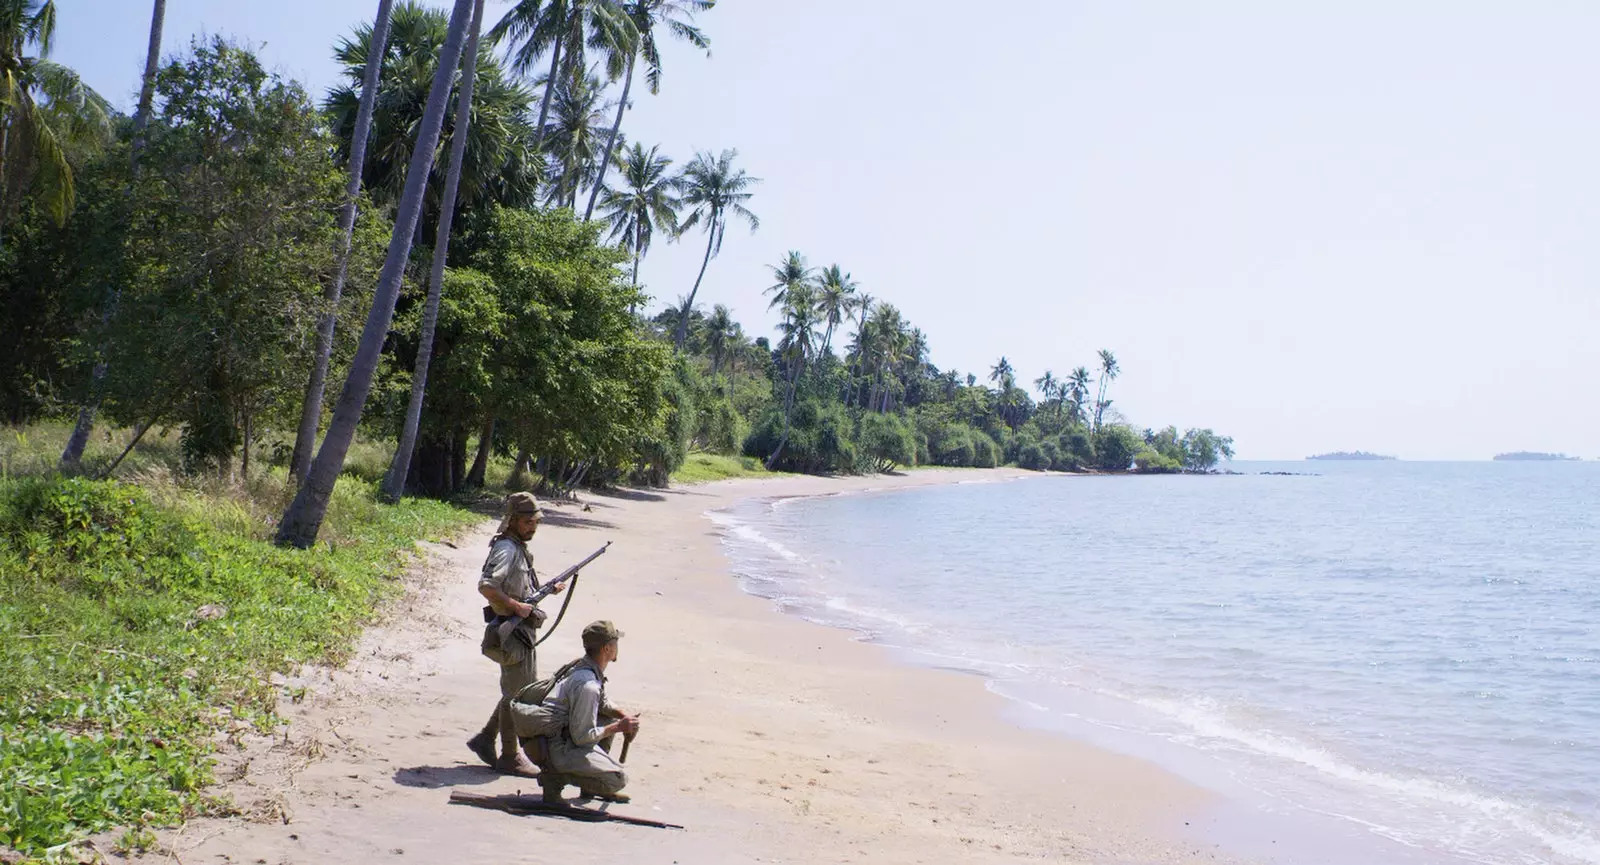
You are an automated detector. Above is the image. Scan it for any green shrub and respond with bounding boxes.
[857,413,917,472]
[0,475,473,855]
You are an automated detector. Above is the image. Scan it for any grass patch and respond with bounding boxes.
[670,452,781,485]
[0,464,475,857]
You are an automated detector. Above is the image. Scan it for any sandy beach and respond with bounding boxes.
[142,469,1254,864]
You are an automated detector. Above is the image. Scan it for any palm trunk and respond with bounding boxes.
[532,37,563,152]
[674,221,717,350]
[508,448,531,489]
[290,0,395,483]
[59,0,167,470]
[276,0,475,548]
[128,0,166,171]
[765,355,804,470]
[582,51,634,221]
[381,0,486,503]
[466,416,494,487]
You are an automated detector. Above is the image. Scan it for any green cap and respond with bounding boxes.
[581,620,624,651]
[506,491,543,517]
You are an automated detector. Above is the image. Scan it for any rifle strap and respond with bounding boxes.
[533,569,580,649]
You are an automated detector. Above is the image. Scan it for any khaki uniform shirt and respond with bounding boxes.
[479,536,537,602]
[546,658,619,746]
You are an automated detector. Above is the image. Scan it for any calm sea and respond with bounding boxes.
[708,462,1600,865]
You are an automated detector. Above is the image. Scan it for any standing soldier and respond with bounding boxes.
[468,492,560,776]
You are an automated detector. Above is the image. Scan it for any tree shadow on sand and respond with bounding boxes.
[393,764,501,790]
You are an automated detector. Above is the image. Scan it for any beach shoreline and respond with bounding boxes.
[141,467,1254,864]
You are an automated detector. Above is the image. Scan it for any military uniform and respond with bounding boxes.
[468,492,547,770]
[542,656,627,797]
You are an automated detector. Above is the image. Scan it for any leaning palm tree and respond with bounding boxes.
[381,0,487,503]
[277,0,477,548]
[1093,349,1119,431]
[673,148,757,349]
[814,263,857,358]
[0,0,111,242]
[54,0,151,470]
[582,0,712,221]
[288,0,396,483]
[763,250,811,311]
[490,0,632,154]
[597,141,679,290]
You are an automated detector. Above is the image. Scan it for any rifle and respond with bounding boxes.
[447,789,683,830]
[496,542,611,647]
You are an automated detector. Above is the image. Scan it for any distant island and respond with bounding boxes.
[1307,451,1396,461]
[1493,452,1580,461]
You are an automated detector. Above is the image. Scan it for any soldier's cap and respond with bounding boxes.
[506,491,543,518]
[581,620,624,646]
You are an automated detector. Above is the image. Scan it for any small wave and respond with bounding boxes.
[1129,694,1600,864]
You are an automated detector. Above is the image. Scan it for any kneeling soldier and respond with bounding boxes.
[536,620,639,802]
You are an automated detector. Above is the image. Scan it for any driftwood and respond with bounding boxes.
[446,790,684,830]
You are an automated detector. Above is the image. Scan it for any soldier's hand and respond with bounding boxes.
[514,600,535,619]
[547,582,565,595]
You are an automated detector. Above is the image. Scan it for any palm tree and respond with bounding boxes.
[1067,366,1092,426]
[490,0,632,155]
[55,0,153,470]
[704,303,735,374]
[597,141,678,290]
[1034,369,1058,417]
[814,263,857,358]
[541,65,613,209]
[0,0,111,242]
[582,0,711,221]
[329,3,539,223]
[988,356,1013,389]
[767,283,819,468]
[1093,349,1119,431]
[276,0,476,548]
[381,0,487,503]
[289,0,395,483]
[763,250,811,311]
[673,148,757,349]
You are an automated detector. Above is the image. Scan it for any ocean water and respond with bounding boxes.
[707,462,1600,865]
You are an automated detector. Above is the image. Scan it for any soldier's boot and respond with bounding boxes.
[496,751,540,778]
[540,774,568,803]
[577,786,630,804]
[466,715,498,768]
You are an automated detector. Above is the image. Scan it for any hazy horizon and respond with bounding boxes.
[53,1,1600,461]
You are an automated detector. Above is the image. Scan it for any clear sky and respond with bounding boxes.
[54,1,1600,460]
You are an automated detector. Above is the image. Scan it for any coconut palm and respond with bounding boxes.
[382,0,487,502]
[1094,349,1119,431]
[489,0,632,154]
[767,282,819,468]
[541,65,613,209]
[763,250,811,311]
[704,302,735,373]
[673,148,757,349]
[814,263,857,358]
[328,2,538,225]
[289,0,396,483]
[1067,366,1092,425]
[597,141,678,291]
[1034,369,1059,418]
[277,0,476,548]
[582,0,712,221]
[988,356,1013,390]
[0,0,111,241]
